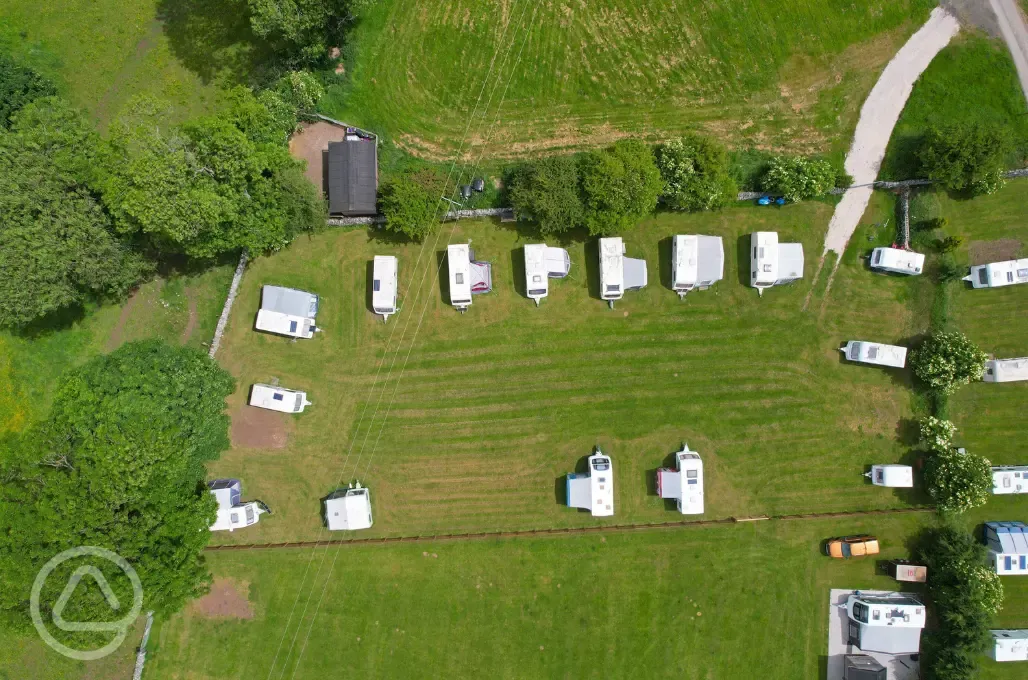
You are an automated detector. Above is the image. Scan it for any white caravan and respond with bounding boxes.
[964,258,1028,289]
[566,449,614,517]
[870,247,925,276]
[844,592,925,655]
[983,358,1028,383]
[324,483,373,530]
[671,235,725,298]
[749,232,803,295]
[523,244,571,305]
[990,630,1028,662]
[657,445,704,514]
[255,285,319,338]
[249,384,312,413]
[447,243,492,312]
[992,466,1028,495]
[865,464,914,488]
[371,256,398,321]
[599,237,647,307]
[208,479,270,532]
[841,341,908,368]
[985,521,1028,575]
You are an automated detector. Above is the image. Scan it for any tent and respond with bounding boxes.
[964,258,1028,289]
[983,358,1028,383]
[841,341,907,368]
[208,479,270,532]
[672,235,725,298]
[984,521,1028,575]
[566,449,614,517]
[870,247,925,276]
[324,484,374,531]
[866,464,914,488]
[750,232,803,295]
[249,384,312,413]
[992,466,1028,495]
[657,445,704,514]
[255,285,319,339]
[372,255,398,321]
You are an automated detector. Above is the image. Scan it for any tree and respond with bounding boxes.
[655,135,737,212]
[910,331,988,394]
[0,52,57,127]
[247,0,374,62]
[760,155,837,202]
[918,416,957,452]
[919,122,1009,196]
[0,341,235,636]
[579,139,663,235]
[924,448,993,513]
[506,156,583,235]
[0,98,150,328]
[101,90,324,258]
[275,70,325,119]
[379,168,442,241]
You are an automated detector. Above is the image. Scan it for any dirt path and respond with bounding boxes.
[94,18,164,129]
[990,0,1028,104]
[105,289,143,352]
[180,291,198,345]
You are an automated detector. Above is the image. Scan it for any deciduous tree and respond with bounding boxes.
[506,156,583,235]
[910,331,988,394]
[760,155,836,202]
[924,448,993,514]
[0,52,56,127]
[379,168,443,241]
[919,122,1009,196]
[655,135,737,212]
[579,140,663,235]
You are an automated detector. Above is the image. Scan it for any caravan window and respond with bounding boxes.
[529,289,546,296]
[1008,272,1014,283]
[1005,556,1012,571]
[873,250,881,264]
[373,280,381,292]
[273,393,284,402]
[1018,268,1028,278]
[762,264,772,272]
[455,273,464,284]
[686,470,698,479]
[852,602,869,623]
[289,320,298,333]
[758,247,765,258]
[979,269,988,285]
[606,284,620,292]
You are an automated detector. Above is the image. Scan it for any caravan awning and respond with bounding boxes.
[623,257,648,290]
[566,475,592,510]
[658,469,681,499]
[470,261,492,294]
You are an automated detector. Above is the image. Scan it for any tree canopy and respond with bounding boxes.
[0,340,235,634]
[0,52,57,128]
[924,448,992,514]
[910,331,988,394]
[760,155,836,202]
[506,156,584,235]
[655,135,737,212]
[379,168,443,241]
[0,99,150,329]
[579,140,663,235]
[247,0,375,62]
[919,122,1009,196]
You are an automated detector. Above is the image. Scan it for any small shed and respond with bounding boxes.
[599,237,647,306]
[992,466,1028,495]
[327,138,378,216]
[870,247,925,276]
[208,479,270,532]
[566,449,614,517]
[324,483,373,531]
[447,243,492,312]
[841,341,907,368]
[249,384,312,413]
[990,630,1028,662]
[964,258,1028,289]
[984,521,1028,575]
[657,445,704,514]
[844,655,887,680]
[372,255,398,321]
[866,464,913,488]
[983,358,1028,383]
[523,244,571,305]
[750,232,803,295]
[255,285,319,339]
[671,234,724,298]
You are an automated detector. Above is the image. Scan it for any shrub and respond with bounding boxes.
[935,236,962,254]
[760,155,836,202]
[506,156,583,235]
[834,166,854,189]
[275,70,325,117]
[910,331,988,394]
[579,139,664,235]
[379,168,443,241]
[918,416,957,451]
[0,52,57,128]
[918,122,1009,196]
[924,448,993,513]
[914,216,948,232]
[655,135,737,212]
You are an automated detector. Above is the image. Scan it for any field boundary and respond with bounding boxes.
[208,251,248,358]
[206,506,935,552]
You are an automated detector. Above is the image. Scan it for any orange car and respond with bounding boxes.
[824,535,880,559]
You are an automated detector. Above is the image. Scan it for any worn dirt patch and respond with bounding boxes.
[180,290,198,345]
[288,121,350,193]
[190,578,253,619]
[106,288,144,352]
[968,238,1021,265]
[231,405,292,449]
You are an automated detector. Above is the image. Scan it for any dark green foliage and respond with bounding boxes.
[247,0,374,62]
[506,156,584,235]
[834,166,854,189]
[918,122,1009,196]
[0,51,57,128]
[936,258,963,283]
[915,216,948,232]
[760,155,836,202]
[0,341,235,633]
[379,168,443,241]
[655,135,737,212]
[0,98,150,329]
[579,140,663,235]
[910,331,988,395]
[934,236,962,254]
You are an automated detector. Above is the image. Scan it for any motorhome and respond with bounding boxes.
[841,341,907,369]
[324,483,374,530]
[598,237,647,307]
[671,235,724,298]
[750,232,803,295]
[566,450,615,517]
[870,247,924,276]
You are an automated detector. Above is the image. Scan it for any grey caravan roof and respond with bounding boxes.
[696,235,725,284]
[327,140,378,216]
[623,257,648,290]
[852,623,921,654]
[261,285,319,318]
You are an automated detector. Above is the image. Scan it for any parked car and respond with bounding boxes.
[824,535,880,559]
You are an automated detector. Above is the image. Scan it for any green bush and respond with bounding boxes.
[924,448,993,513]
[760,155,836,202]
[379,168,443,241]
[0,51,57,128]
[918,122,1010,196]
[910,331,988,394]
[918,416,957,451]
[506,156,583,235]
[655,135,737,212]
[579,140,664,235]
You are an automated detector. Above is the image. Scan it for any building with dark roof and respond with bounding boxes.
[844,655,886,680]
[327,139,378,216]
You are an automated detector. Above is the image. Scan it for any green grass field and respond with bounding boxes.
[324,0,935,162]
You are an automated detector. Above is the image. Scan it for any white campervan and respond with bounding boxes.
[255,285,319,338]
[566,450,614,517]
[599,237,647,307]
[324,483,373,530]
[249,384,312,413]
[964,258,1028,289]
[841,341,907,368]
[983,358,1028,383]
[870,247,925,276]
[992,466,1028,495]
[671,235,724,298]
[371,255,398,321]
[750,232,803,295]
[657,445,704,514]
[523,244,571,305]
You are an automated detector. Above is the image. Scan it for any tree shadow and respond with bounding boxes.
[365,260,374,316]
[657,237,673,292]
[895,418,921,447]
[583,238,601,301]
[157,0,276,86]
[11,303,88,338]
[365,225,409,245]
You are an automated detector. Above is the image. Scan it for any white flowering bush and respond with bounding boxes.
[276,70,325,114]
[925,448,992,513]
[919,416,957,451]
[760,155,836,202]
[910,331,988,395]
[655,136,737,212]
